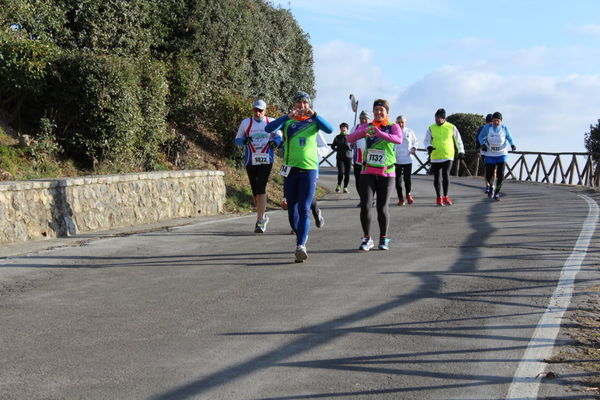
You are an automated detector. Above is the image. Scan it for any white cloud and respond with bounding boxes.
[311,41,600,152]
[569,23,600,36]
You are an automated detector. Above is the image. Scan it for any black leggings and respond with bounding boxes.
[394,163,412,199]
[353,163,362,193]
[358,174,393,237]
[336,158,352,188]
[486,162,506,194]
[431,160,452,197]
[246,164,273,196]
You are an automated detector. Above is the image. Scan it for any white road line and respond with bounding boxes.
[506,194,599,399]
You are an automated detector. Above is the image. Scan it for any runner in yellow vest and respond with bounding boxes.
[423,108,465,206]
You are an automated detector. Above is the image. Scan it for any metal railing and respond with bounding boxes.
[320,149,600,188]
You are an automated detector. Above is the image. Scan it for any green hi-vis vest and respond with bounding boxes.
[364,123,396,174]
[429,122,456,160]
[283,118,319,169]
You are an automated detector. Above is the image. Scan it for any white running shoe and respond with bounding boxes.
[358,236,374,252]
[254,215,269,233]
[315,209,325,228]
[295,245,308,262]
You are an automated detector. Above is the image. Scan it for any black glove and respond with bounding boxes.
[427,146,435,155]
[268,141,277,149]
[481,144,487,152]
[243,137,253,145]
[511,144,516,151]
[457,153,465,160]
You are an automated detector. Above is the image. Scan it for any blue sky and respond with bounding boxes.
[273,0,600,152]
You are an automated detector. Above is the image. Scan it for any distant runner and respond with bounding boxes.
[393,115,418,206]
[330,122,353,193]
[424,108,465,206]
[234,99,282,233]
[476,113,493,194]
[478,111,516,201]
[350,110,370,207]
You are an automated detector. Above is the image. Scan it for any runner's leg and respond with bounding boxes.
[431,163,442,197]
[359,174,376,236]
[441,160,452,196]
[295,170,317,246]
[394,163,404,199]
[375,176,394,237]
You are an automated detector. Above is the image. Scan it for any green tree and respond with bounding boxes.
[584,119,600,163]
[446,113,485,176]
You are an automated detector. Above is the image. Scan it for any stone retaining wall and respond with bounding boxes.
[0,170,226,244]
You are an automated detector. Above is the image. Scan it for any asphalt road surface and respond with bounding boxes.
[1,169,599,400]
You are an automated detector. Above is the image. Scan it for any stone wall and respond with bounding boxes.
[0,170,226,244]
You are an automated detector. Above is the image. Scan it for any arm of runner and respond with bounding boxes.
[264,115,289,133]
[423,127,433,148]
[346,123,369,143]
[453,126,465,154]
[373,124,402,144]
[234,119,249,146]
[270,129,283,147]
[505,125,515,146]
[477,125,488,146]
[410,129,418,153]
[313,114,333,134]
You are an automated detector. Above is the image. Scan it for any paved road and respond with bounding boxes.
[1,169,599,400]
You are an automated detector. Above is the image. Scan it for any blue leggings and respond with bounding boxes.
[285,169,318,246]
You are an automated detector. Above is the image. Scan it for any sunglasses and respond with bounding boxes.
[253,108,265,112]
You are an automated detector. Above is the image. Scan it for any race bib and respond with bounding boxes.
[252,153,270,165]
[491,146,501,152]
[366,149,385,167]
[279,164,291,177]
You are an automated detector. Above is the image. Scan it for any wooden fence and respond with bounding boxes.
[320,149,600,187]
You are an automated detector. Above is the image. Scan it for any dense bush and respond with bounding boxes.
[584,119,600,166]
[446,113,485,176]
[0,0,315,171]
[44,52,168,168]
[0,31,59,127]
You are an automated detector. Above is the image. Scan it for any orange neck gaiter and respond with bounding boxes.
[371,118,389,130]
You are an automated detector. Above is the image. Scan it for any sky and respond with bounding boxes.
[272,0,600,152]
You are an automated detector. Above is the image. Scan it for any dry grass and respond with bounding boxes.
[547,283,600,395]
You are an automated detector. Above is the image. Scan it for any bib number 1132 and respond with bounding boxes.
[366,149,385,166]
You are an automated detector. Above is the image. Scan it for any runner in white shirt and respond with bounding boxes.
[393,115,418,205]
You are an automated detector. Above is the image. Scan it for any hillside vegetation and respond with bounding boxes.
[0,0,315,210]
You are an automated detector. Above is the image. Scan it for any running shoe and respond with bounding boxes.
[406,193,414,204]
[315,209,325,228]
[487,187,494,199]
[281,199,288,210]
[398,198,405,206]
[358,236,374,252]
[295,245,308,263]
[378,237,391,250]
[436,196,443,206]
[343,187,349,193]
[335,185,341,192]
[484,185,490,194]
[494,194,500,201]
[443,196,453,206]
[254,215,269,233]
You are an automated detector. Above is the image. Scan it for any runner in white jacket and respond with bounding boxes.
[393,115,418,205]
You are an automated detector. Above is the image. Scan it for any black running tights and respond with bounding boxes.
[431,160,452,197]
[359,174,393,237]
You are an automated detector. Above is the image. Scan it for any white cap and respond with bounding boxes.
[252,99,266,110]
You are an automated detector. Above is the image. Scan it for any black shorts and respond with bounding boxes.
[246,164,273,196]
